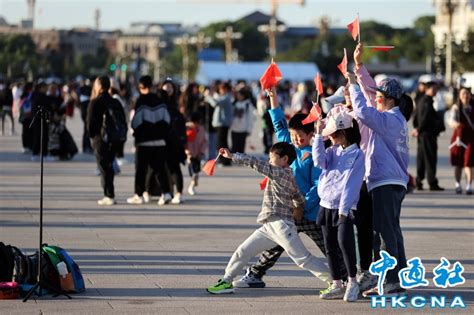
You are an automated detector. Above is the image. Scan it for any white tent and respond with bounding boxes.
[195,61,320,85]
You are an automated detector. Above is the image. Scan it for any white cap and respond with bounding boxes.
[322,111,354,137]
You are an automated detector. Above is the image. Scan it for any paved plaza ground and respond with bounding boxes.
[0,113,472,314]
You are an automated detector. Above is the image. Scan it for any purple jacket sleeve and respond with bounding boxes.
[312,135,329,170]
[338,150,365,216]
[354,65,377,108]
[350,84,392,135]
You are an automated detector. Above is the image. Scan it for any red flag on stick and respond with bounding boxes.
[259,177,268,190]
[366,45,395,52]
[202,154,221,176]
[347,16,360,41]
[314,73,323,96]
[259,61,283,90]
[302,102,322,125]
[337,48,348,76]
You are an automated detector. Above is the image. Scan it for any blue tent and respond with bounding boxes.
[195,61,320,85]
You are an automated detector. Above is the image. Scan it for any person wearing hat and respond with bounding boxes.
[413,81,445,191]
[347,72,409,297]
[313,110,365,302]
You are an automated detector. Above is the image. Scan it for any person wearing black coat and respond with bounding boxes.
[161,79,187,204]
[413,82,444,191]
[87,76,122,206]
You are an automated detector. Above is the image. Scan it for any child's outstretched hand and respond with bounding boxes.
[219,148,233,159]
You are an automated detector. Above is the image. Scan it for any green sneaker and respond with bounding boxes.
[319,283,345,300]
[207,279,234,294]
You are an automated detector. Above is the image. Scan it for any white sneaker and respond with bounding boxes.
[343,281,360,302]
[187,185,196,196]
[158,193,172,206]
[357,270,377,292]
[171,193,183,204]
[97,197,116,206]
[142,192,150,203]
[127,194,144,204]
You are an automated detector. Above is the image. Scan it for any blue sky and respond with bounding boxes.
[0,0,435,30]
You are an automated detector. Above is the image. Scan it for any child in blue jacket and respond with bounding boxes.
[234,87,347,289]
[313,110,365,302]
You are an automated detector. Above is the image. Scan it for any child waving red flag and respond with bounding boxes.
[260,60,283,90]
[202,154,221,176]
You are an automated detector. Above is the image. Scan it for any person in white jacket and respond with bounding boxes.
[230,89,254,153]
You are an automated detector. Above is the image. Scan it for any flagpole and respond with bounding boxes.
[357,13,361,43]
[365,46,395,48]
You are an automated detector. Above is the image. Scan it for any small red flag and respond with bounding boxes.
[202,157,218,176]
[302,102,322,125]
[259,61,283,90]
[367,46,395,52]
[259,177,268,190]
[347,16,360,41]
[337,48,347,76]
[314,73,323,96]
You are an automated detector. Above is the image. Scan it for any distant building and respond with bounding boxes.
[0,25,100,58]
[116,22,195,64]
[432,0,474,47]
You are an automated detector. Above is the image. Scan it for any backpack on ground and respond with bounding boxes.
[0,242,14,282]
[11,246,37,285]
[102,100,127,145]
[42,245,85,293]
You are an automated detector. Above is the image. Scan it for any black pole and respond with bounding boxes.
[23,105,71,302]
[38,106,44,294]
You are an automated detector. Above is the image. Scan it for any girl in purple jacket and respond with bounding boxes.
[313,110,365,302]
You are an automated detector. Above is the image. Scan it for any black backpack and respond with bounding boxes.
[102,99,127,145]
[0,242,14,281]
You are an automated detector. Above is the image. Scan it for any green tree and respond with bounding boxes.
[453,30,474,72]
[0,34,39,78]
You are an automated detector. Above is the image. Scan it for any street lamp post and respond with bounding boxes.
[216,26,242,63]
[174,34,191,82]
[154,39,167,82]
[258,17,287,59]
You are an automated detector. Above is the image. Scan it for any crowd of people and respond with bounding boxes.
[0,39,472,303]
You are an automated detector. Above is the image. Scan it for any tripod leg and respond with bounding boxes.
[22,282,41,302]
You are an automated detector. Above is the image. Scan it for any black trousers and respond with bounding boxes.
[135,146,169,196]
[416,133,438,187]
[166,159,184,194]
[94,140,117,198]
[1,106,14,135]
[355,181,374,271]
[262,127,273,154]
[216,126,230,165]
[21,119,34,150]
[371,185,407,284]
[32,118,49,156]
[319,208,357,279]
[231,131,247,153]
